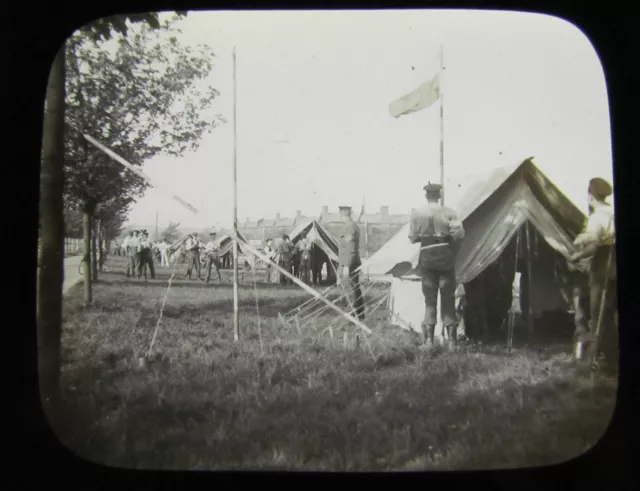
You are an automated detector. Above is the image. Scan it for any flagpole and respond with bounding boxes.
[439,43,445,206]
[232,47,240,342]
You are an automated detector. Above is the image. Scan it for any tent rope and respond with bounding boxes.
[252,267,265,356]
[146,256,180,359]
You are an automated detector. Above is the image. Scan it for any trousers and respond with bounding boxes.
[280,258,292,284]
[187,250,201,278]
[421,268,457,327]
[299,256,310,284]
[339,262,365,321]
[137,249,155,279]
[588,274,618,363]
[205,253,222,282]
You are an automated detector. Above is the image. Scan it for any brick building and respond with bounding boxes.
[238,206,410,257]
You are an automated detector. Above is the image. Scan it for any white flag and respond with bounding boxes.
[389,72,441,118]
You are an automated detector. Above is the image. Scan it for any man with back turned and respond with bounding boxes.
[409,183,465,348]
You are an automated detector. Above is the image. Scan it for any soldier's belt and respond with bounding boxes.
[420,243,449,251]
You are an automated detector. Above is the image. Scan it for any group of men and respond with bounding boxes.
[180,232,224,283]
[121,229,157,279]
[263,234,329,286]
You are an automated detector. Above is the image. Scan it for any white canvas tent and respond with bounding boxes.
[360,157,587,339]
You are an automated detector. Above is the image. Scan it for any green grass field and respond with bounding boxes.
[56,257,617,471]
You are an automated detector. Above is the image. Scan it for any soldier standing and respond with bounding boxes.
[138,230,156,279]
[184,233,203,280]
[569,177,617,370]
[336,206,365,321]
[279,234,293,285]
[409,183,465,347]
[203,231,223,283]
[297,236,312,285]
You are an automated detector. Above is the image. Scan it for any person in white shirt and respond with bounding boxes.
[263,238,277,283]
[297,236,313,285]
[569,177,616,368]
[123,231,138,278]
[203,231,223,283]
[184,233,203,280]
[155,238,170,267]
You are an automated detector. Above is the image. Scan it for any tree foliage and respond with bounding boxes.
[64,15,224,213]
[161,221,182,242]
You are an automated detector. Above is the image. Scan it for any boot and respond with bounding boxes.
[422,324,435,346]
[446,325,458,348]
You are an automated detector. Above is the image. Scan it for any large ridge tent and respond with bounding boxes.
[359,157,588,339]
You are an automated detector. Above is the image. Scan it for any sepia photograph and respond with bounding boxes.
[37,9,618,471]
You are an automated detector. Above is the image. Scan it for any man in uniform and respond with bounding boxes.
[279,234,293,285]
[184,233,203,280]
[138,230,156,279]
[297,236,313,285]
[203,231,223,283]
[409,183,465,347]
[569,177,617,369]
[336,206,365,321]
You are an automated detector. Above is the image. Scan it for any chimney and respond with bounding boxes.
[380,206,389,223]
[321,206,328,217]
[296,209,302,220]
[276,212,281,221]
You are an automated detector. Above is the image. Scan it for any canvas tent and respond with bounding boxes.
[169,230,255,267]
[360,157,588,339]
[280,219,340,282]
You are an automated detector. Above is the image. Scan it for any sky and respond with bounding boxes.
[113,9,613,229]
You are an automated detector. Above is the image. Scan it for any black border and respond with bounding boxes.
[10,0,637,488]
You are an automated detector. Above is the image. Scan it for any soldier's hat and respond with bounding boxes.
[423,182,443,194]
[588,177,613,201]
[209,231,217,236]
[282,233,290,239]
[338,206,352,212]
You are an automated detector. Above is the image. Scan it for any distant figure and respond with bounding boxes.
[570,177,616,368]
[279,234,293,284]
[336,206,365,321]
[203,231,222,283]
[156,238,170,267]
[125,231,142,279]
[138,230,155,279]
[111,240,121,257]
[184,233,203,280]
[311,248,324,285]
[263,238,279,283]
[297,236,313,285]
[409,182,465,347]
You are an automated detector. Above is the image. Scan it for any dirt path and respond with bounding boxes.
[63,256,84,294]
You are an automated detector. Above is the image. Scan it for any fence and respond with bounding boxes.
[64,238,82,257]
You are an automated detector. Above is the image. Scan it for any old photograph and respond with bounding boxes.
[37,9,617,471]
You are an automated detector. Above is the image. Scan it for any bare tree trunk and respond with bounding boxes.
[91,217,98,281]
[37,46,65,429]
[98,219,104,273]
[83,205,93,305]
